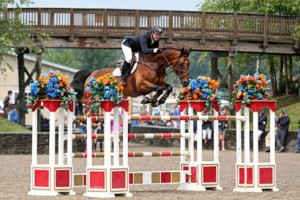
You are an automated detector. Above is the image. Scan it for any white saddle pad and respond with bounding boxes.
[112,68,122,77]
[113,63,138,76]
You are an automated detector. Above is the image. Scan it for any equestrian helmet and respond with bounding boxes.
[151,26,163,36]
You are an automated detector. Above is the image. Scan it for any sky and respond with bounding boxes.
[23,0,202,11]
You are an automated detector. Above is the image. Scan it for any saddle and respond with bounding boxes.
[113,53,139,77]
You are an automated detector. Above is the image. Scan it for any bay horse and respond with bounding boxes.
[71,48,191,114]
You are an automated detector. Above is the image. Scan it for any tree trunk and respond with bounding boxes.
[284,56,289,95]
[227,55,234,102]
[210,56,218,80]
[268,56,278,96]
[279,56,284,83]
[17,53,26,126]
[298,64,300,97]
[289,56,293,81]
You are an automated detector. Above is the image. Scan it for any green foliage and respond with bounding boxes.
[80,49,123,69]
[201,0,300,15]
[0,0,48,74]
[274,95,300,131]
[292,25,300,41]
[44,49,123,70]
[190,51,210,78]
[44,49,81,69]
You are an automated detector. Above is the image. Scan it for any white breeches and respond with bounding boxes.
[203,128,212,140]
[121,40,139,63]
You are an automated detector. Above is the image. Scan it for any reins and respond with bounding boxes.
[138,49,189,81]
[162,51,190,81]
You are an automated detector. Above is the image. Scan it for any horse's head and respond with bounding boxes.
[172,48,191,87]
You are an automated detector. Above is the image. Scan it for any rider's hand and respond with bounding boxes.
[154,48,159,53]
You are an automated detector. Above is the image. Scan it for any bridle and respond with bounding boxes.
[138,49,190,81]
[161,51,190,81]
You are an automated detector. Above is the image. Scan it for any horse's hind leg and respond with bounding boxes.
[158,84,173,105]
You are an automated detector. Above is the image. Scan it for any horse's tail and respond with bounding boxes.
[71,69,94,101]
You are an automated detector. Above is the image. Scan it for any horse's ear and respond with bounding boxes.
[180,48,191,56]
[180,48,185,56]
[187,48,192,55]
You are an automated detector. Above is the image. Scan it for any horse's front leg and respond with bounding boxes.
[140,86,164,106]
[158,84,173,105]
[151,86,166,107]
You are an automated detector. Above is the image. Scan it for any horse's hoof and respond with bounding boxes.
[158,98,166,105]
[151,101,159,107]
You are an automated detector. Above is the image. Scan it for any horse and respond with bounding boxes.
[71,48,191,114]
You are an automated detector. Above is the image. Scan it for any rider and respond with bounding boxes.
[120,25,163,85]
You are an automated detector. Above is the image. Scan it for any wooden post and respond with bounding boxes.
[102,9,108,42]
[200,12,206,44]
[135,10,140,34]
[233,13,238,45]
[168,11,173,44]
[263,14,269,48]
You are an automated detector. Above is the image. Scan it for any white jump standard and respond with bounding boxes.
[28,100,75,196]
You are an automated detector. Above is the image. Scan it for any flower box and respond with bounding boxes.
[179,100,220,112]
[101,99,129,112]
[84,74,124,115]
[235,100,277,112]
[177,76,221,111]
[27,71,76,111]
[32,99,74,112]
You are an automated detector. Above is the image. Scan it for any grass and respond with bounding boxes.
[274,95,300,131]
[0,117,30,133]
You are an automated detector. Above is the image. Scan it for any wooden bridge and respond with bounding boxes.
[7,8,300,54]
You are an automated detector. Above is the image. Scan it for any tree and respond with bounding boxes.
[201,0,300,15]
[1,0,48,71]
[44,49,124,70]
[200,0,300,96]
[1,0,49,126]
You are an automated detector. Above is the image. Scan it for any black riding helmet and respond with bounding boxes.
[151,26,163,36]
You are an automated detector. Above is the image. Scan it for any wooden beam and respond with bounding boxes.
[43,38,299,55]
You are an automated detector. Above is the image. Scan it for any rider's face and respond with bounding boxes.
[151,33,161,41]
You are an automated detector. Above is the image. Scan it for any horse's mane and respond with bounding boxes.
[140,47,189,62]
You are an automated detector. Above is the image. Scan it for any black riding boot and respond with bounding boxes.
[121,61,130,85]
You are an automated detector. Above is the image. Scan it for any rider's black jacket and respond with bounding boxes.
[123,32,159,54]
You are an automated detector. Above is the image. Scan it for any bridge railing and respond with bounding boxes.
[5,8,300,44]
